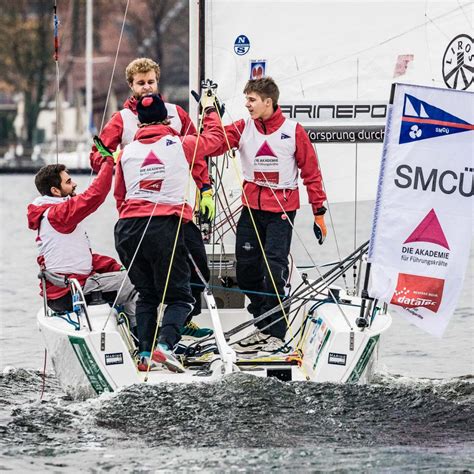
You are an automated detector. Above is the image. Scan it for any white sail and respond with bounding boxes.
[190,0,473,202]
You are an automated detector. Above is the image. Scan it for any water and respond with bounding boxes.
[1,175,473,471]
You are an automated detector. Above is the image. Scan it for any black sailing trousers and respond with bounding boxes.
[183,221,210,319]
[115,216,194,352]
[235,207,295,341]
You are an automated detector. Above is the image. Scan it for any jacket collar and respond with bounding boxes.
[253,106,286,134]
[133,123,180,143]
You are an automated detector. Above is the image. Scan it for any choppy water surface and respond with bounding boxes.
[1,175,473,471]
[1,370,473,471]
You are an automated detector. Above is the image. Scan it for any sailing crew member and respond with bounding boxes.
[215,77,327,354]
[89,57,213,340]
[27,153,137,322]
[113,91,222,373]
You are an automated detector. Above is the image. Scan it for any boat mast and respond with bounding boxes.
[189,0,206,121]
[85,0,93,138]
[198,0,205,87]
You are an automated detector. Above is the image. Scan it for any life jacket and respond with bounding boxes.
[239,117,298,189]
[37,208,92,275]
[120,135,189,206]
[120,103,183,147]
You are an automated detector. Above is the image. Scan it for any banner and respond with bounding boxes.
[368,83,473,337]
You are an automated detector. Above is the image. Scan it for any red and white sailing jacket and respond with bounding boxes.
[240,118,298,189]
[89,96,197,173]
[218,107,326,214]
[119,102,186,147]
[114,111,224,222]
[27,158,121,300]
[37,205,93,275]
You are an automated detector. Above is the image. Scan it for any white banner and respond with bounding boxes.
[368,83,473,337]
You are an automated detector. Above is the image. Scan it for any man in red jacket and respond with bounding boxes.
[27,155,136,319]
[89,57,196,171]
[114,91,223,373]
[90,57,212,340]
[217,77,328,355]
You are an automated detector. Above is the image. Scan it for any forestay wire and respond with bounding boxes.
[98,0,130,134]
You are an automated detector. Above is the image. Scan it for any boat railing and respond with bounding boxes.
[38,270,92,331]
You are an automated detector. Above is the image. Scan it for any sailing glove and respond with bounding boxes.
[112,150,121,162]
[93,136,115,162]
[313,207,327,245]
[200,188,215,221]
[200,79,218,111]
[191,80,225,117]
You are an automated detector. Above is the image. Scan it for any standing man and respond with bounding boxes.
[114,91,222,373]
[90,57,212,339]
[27,153,136,323]
[216,77,327,354]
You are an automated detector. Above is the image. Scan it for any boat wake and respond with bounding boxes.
[1,369,473,453]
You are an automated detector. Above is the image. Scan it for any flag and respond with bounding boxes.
[368,83,473,337]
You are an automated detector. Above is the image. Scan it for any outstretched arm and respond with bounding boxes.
[176,105,197,136]
[47,157,115,233]
[89,112,124,173]
[181,110,225,186]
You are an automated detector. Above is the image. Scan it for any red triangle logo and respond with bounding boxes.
[404,209,449,250]
[141,150,163,167]
[255,141,276,157]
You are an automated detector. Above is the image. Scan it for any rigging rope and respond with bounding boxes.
[98,0,130,134]
[212,104,298,345]
[143,101,210,380]
[217,104,354,330]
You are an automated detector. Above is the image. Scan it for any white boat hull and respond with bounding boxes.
[37,289,392,398]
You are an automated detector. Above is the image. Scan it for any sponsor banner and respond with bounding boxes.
[280,102,388,143]
[305,125,385,143]
[368,83,473,337]
[280,102,388,124]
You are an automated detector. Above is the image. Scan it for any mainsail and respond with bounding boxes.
[190,0,473,202]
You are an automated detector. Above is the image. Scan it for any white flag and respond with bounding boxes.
[368,83,473,337]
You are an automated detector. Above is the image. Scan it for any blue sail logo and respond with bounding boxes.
[399,94,474,144]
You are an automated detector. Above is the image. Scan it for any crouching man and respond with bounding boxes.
[28,154,137,324]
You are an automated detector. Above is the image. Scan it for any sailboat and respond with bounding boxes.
[37,0,472,398]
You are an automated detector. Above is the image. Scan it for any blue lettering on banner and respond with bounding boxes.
[234,35,250,55]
